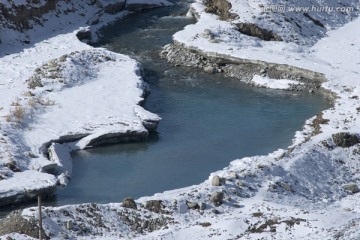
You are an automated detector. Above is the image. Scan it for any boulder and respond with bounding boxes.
[66,220,74,230]
[212,209,220,214]
[186,201,199,210]
[202,29,214,39]
[236,23,283,41]
[76,29,92,41]
[204,66,215,74]
[210,192,224,206]
[212,175,221,186]
[122,197,137,210]
[204,0,236,20]
[343,184,359,194]
[276,182,293,192]
[332,132,360,148]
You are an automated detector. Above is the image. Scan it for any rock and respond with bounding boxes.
[141,221,148,228]
[210,192,224,206]
[343,184,359,194]
[204,0,236,20]
[235,180,245,189]
[303,13,324,28]
[202,29,214,39]
[276,182,293,192]
[199,202,207,210]
[212,209,220,214]
[212,175,221,186]
[332,132,360,148]
[5,161,21,172]
[145,200,163,213]
[66,220,74,230]
[260,68,267,74]
[186,201,199,210]
[0,211,42,238]
[204,66,215,74]
[236,22,283,41]
[59,55,68,62]
[76,29,92,41]
[311,112,329,135]
[122,197,137,210]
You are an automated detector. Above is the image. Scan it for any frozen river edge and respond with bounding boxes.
[1,0,360,239]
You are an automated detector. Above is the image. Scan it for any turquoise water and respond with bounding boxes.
[48,2,331,205]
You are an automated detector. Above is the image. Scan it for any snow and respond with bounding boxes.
[251,74,303,89]
[0,233,35,240]
[0,170,57,199]
[1,0,360,239]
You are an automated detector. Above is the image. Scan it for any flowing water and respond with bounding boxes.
[0,1,331,214]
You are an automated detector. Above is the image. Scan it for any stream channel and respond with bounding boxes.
[54,1,331,205]
[1,0,332,215]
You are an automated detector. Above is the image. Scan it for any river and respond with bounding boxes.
[52,1,331,205]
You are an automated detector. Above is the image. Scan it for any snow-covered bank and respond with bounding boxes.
[1,0,360,239]
[0,0,170,207]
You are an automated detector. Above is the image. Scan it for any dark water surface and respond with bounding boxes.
[0,1,331,214]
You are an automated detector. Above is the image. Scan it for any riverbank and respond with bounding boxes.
[1,0,360,239]
[0,0,168,207]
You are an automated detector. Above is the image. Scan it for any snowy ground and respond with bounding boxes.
[1,0,360,239]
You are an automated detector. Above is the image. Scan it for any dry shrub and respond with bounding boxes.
[22,91,35,97]
[10,99,21,106]
[10,106,25,123]
[28,97,55,108]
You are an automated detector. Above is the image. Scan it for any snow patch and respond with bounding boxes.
[251,74,303,90]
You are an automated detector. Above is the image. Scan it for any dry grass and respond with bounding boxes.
[4,114,11,122]
[39,97,55,106]
[6,105,26,123]
[12,106,25,122]
[22,91,35,97]
[10,98,21,106]
[28,96,55,108]
[28,98,38,108]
